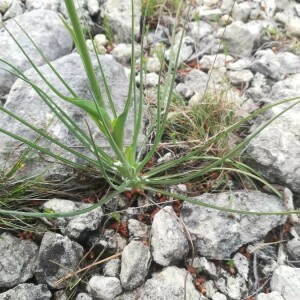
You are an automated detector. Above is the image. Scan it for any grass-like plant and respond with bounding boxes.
[0,0,300,219]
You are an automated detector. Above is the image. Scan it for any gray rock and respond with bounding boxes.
[257,291,285,300]
[103,258,121,277]
[136,72,159,87]
[222,21,263,57]
[227,58,252,71]
[120,240,151,290]
[233,253,249,281]
[176,69,209,99]
[203,280,218,299]
[3,0,24,21]
[287,17,300,37]
[212,292,227,300]
[0,52,137,180]
[228,70,254,85]
[190,257,218,278]
[88,275,122,299]
[181,190,287,259]
[193,7,222,22]
[247,243,277,261]
[76,293,92,300]
[139,266,206,300]
[215,270,247,300]
[188,21,213,42]
[270,265,300,300]
[128,218,149,240]
[25,0,62,11]
[165,36,195,65]
[115,290,138,300]
[0,0,13,14]
[87,0,100,16]
[0,233,38,288]
[232,1,251,21]
[250,49,300,81]
[94,33,109,48]
[100,0,142,43]
[0,9,73,99]
[151,206,189,266]
[111,43,141,64]
[246,73,300,193]
[34,232,84,288]
[199,54,234,71]
[42,199,103,240]
[0,283,51,300]
[146,56,161,74]
[286,238,300,266]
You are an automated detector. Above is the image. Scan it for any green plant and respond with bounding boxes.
[0,0,300,221]
[103,14,114,48]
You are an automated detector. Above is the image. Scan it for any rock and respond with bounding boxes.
[34,232,84,288]
[87,229,127,254]
[176,69,209,99]
[76,293,92,300]
[0,0,13,14]
[87,0,100,16]
[146,56,161,74]
[165,36,195,65]
[120,240,151,290]
[250,49,300,81]
[287,17,300,37]
[139,266,206,299]
[0,233,38,288]
[212,292,227,300]
[188,21,213,42]
[203,280,218,299]
[103,258,121,277]
[257,291,285,300]
[181,190,287,259]
[245,73,300,193]
[136,72,159,87]
[42,199,103,240]
[25,0,62,11]
[0,52,138,180]
[222,21,263,57]
[87,275,122,299]
[228,70,254,86]
[261,0,277,18]
[215,270,247,300]
[247,243,277,261]
[128,219,149,240]
[270,265,300,300]
[0,9,73,99]
[3,0,24,21]
[233,252,249,281]
[193,7,222,22]
[227,58,252,71]
[0,283,51,300]
[94,33,109,48]
[190,257,218,278]
[100,0,142,42]
[199,54,233,71]
[111,43,141,64]
[204,0,220,7]
[115,290,138,300]
[286,238,300,266]
[219,14,233,26]
[232,1,251,21]
[151,206,189,266]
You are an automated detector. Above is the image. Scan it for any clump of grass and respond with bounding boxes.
[103,14,114,48]
[0,0,299,221]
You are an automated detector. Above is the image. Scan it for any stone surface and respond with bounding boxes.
[0,233,38,288]
[0,0,13,14]
[176,69,209,99]
[188,21,213,42]
[0,283,51,300]
[111,43,141,64]
[181,190,287,259]
[100,0,142,42]
[257,291,285,300]
[76,293,92,300]
[139,266,206,300]
[270,265,300,300]
[200,54,233,71]
[3,0,24,21]
[190,257,218,279]
[245,73,300,193]
[233,252,249,281]
[0,9,73,99]
[34,232,84,288]
[286,238,300,267]
[0,53,138,180]
[128,218,149,240]
[228,69,254,85]
[136,72,159,87]
[120,240,151,290]
[232,1,251,21]
[151,206,189,266]
[42,199,103,240]
[222,21,263,57]
[88,275,122,299]
[212,292,227,300]
[103,258,121,277]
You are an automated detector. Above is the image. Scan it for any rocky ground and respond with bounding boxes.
[0,0,300,299]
